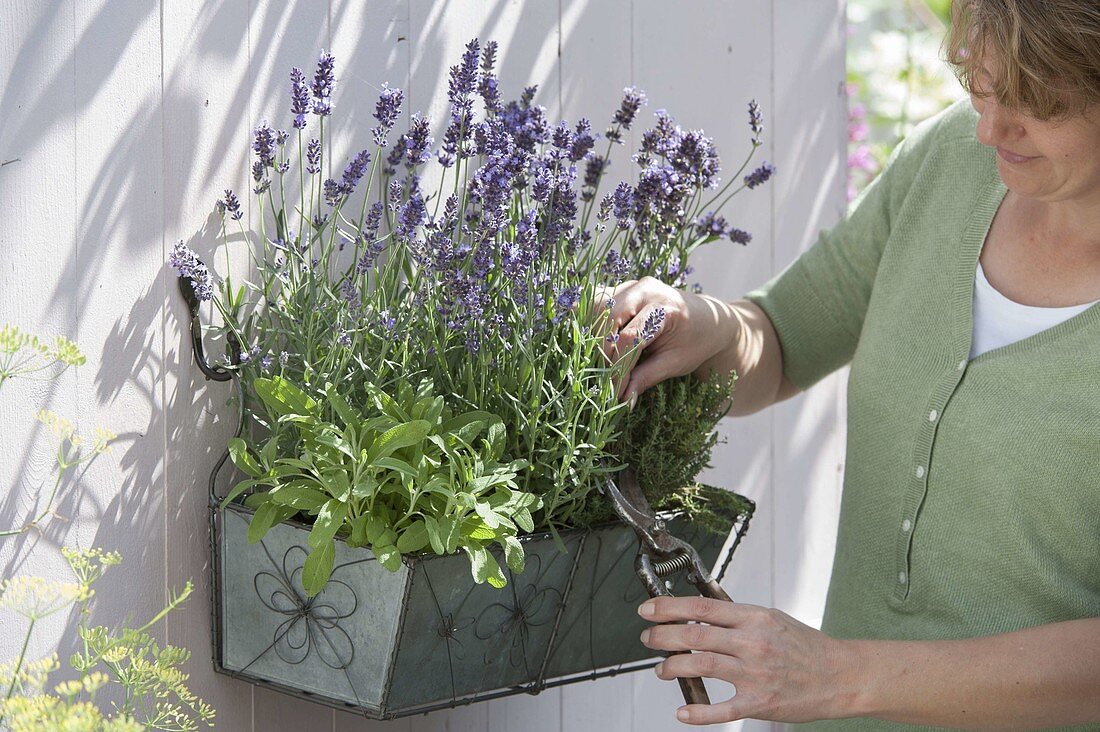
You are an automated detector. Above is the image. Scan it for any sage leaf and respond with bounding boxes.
[228,438,264,478]
[247,502,279,544]
[309,499,347,549]
[395,519,429,553]
[302,541,335,597]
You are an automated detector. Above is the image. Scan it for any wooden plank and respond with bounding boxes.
[61,0,169,690]
[770,0,847,630]
[160,0,259,729]
[237,0,336,728]
[400,4,564,730]
[0,0,82,660]
[556,1,635,728]
[632,1,776,729]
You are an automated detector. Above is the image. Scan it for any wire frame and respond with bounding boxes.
[181,274,755,719]
[210,499,751,719]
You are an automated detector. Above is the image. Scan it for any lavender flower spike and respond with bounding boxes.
[168,241,214,301]
[290,67,310,129]
[607,86,647,143]
[372,84,404,147]
[306,138,322,175]
[221,189,243,221]
[311,50,336,117]
[744,162,776,189]
[638,306,666,343]
[252,121,277,169]
[748,99,764,144]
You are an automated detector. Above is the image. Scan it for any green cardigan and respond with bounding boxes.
[745,99,1100,730]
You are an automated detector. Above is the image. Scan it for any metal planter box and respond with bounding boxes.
[211,495,752,720]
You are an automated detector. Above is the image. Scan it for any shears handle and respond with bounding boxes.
[660,577,733,706]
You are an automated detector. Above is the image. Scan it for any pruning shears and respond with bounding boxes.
[602,467,732,706]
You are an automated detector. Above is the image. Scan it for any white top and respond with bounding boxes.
[970,261,1099,359]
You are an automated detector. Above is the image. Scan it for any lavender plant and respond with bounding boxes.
[172,41,772,594]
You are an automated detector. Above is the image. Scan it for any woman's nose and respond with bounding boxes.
[975,98,1023,147]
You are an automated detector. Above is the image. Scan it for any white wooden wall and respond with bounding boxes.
[0,1,847,730]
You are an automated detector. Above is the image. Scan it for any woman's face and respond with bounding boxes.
[970,66,1100,205]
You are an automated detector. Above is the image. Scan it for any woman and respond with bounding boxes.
[606,0,1100,727]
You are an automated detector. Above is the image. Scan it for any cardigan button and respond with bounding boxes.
[928,409,938,422]
[902,519,912,532]
[915,465,926,478]
[957,359,967,371]
[898,571,908,585]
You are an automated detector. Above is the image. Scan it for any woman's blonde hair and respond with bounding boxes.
[945,0,1100,119]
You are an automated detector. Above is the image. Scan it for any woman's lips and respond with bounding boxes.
[997,146,1041,164]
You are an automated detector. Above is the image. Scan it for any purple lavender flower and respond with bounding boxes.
[555,284,581,313]
[403,113,433,167]
[312,212,328,229]
[311,50,335,117]
[552,121,573,154]
[748,99,763,145]
[582,155,608,200]
[276,129,289,145]
[603,249,632,280]
[744,162,776,189]
[388,180,403,210]
[437,39,481,167]
[607,87,647,143]
[252,121,277,169]
[372,84,404,146]
[728,228,752,245]
[306,138,322,175]
[531,165,553,205]
[339,149,371,197]
[290,67,310,128]
[221,189,243,221]
[612,182,634,228]
[279,350,289,365]
[396,194,426,242]
[168,241,215,302]
[449,38,480,108]
[691,283,704,294]
[336,331,352,348]
[597,193,613,222]
[376,309,396,332]
[694,211,728,238]
[638,306,666,343]
[478,41,501,114]
[569,119,596,162]
[340,278,361,311]
[251,161,270,195]
[323,178,342,207]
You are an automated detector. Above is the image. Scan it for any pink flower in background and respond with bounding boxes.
[846,82,880,201]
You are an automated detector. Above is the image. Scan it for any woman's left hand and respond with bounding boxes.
[638,596,859,725]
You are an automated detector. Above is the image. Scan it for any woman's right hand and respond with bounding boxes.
[594,276,742,403]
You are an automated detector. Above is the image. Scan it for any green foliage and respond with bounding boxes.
[576,371,738,531]
[0,549,214,731]
[227,375,542,593]
[0,329,114,539]
[0,325,85,389]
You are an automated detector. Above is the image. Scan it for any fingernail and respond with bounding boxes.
[677,708,691,722]
[640,628,650,644]
[654,662,663,676]
[628,391,638,411]
[638,600,655,616]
